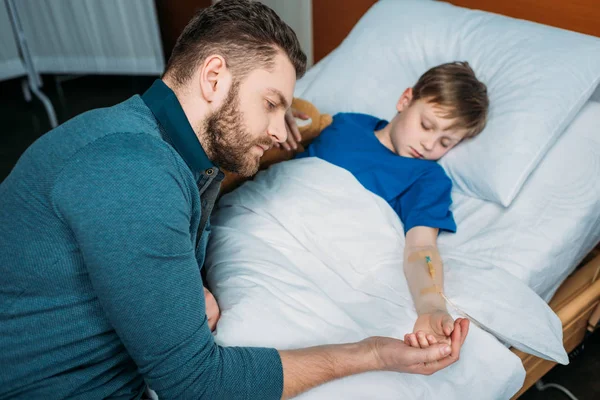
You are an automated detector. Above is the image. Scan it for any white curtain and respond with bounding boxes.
[0,0,25,81]
[13,0,165,75]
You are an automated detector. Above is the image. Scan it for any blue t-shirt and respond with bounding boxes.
[296,113,456,234]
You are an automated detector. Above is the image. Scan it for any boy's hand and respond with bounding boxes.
[204,287,220,332]
[405,310,455,348]
[276,108,310,151]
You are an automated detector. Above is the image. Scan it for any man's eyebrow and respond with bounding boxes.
[266,88,290,110]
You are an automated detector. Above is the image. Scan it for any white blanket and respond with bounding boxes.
[205,158,569,399]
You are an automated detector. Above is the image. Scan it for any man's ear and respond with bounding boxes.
[199,54,232,105]
[396,87,413,112]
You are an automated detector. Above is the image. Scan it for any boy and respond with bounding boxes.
[296,61,489,348]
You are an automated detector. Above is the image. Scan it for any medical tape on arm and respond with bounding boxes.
[416,254,491,334]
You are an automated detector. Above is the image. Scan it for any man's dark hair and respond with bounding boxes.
[164,0,307,86]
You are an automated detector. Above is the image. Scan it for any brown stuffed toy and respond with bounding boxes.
[219,98,332,195]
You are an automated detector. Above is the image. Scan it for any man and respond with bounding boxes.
[0,1,469,399]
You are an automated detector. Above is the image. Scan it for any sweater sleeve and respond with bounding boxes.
[52,133,283,399]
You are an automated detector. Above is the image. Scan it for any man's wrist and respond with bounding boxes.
[331,341,379,377]
[279,340,379,398]
[356,338,385,371]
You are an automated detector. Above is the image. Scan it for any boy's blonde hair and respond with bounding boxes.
[412,61,488,139]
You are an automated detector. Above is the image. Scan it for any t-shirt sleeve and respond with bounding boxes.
[295,113,344,160]
[52,133,283,399]
[396,164,457,235]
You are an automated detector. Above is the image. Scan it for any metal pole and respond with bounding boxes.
[6,0,58,128]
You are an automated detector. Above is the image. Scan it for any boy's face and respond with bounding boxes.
[388,88,466,161]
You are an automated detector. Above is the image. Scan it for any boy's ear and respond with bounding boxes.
[396,87,413,112]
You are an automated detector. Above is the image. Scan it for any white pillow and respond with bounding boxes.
[295,0,600,206]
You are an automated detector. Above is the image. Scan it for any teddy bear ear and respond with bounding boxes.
[320,114,333,130]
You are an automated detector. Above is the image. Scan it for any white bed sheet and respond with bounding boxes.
[206,158,530,400]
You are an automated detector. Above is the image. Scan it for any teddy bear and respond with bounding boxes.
[219,97,332,195]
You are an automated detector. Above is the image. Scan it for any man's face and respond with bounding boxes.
[389,89,466,161]
[203,52,296,176]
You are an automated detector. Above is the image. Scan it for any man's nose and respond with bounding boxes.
[269,116,288,144]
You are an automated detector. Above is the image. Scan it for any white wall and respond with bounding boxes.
[213,0,313,67]
[258,0,313,66]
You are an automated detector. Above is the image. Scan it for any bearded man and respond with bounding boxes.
[0,1,468,399]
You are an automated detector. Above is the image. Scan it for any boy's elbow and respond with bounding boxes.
[405,226,439,248]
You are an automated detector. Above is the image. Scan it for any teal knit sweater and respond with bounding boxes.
[0,84,283,399]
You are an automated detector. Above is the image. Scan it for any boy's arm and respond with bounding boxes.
[403,226,455,346]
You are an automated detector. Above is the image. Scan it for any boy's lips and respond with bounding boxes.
[409,147,424,158]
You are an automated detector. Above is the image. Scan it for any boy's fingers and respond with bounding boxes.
[416,332,429,348]
[408,334,419,348]
[442,315,454,336]
[412,334,421,348]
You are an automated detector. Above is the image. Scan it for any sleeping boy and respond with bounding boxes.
[295,61,489,348]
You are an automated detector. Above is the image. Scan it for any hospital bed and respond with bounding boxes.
[205,1,600,398]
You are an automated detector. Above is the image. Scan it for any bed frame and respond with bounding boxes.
[311,0,600,397]
[511,246,600,397]
[312,0,600,63]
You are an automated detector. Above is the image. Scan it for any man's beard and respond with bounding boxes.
[202,82,273,177]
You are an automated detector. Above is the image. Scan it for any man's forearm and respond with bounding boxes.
[279,342,375,399]
[404,227,446,315]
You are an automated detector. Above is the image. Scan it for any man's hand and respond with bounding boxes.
[275,108,309,151]
[204,287,220,332]
[405,310,455,348]
[368,318,469,375]
[280,318,470,399]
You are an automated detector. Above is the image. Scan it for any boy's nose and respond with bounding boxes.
[420,138,434,151]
